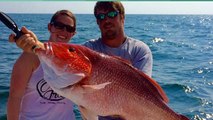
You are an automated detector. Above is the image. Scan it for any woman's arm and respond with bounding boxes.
[7,53,37,120]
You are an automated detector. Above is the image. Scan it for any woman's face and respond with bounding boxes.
[48,15,76,43]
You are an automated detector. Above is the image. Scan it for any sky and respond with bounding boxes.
[0,1,213,15]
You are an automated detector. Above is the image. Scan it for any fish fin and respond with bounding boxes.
[112,54,169,103]
[100,115,126,120]
[150,77,169,103]
[82,82,111,93]
[79,106,98,120]
[180,115,189,120]
[140,71,169,103]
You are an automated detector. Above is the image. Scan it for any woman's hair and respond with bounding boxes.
[50,10,76,29]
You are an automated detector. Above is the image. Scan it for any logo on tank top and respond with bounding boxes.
[37,79,65,101]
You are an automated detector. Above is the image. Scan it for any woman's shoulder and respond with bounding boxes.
[17,52,38,61]
[15,52,40,69]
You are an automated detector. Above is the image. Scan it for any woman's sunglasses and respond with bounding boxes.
[51,21,75,33]
[95,11,119,20]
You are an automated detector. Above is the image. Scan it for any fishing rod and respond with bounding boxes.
[0,11,38,52]
[0,11,23,39]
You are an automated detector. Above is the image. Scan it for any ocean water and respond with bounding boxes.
[0,14,212,120]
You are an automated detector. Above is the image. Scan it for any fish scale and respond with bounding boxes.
[83,55,173,119]
[35,42,189,120]
[90,56,163,104]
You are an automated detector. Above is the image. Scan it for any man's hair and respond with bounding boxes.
[50,10,76,29]
[94,1,125,19]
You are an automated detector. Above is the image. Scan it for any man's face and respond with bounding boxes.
[96,9,124,40]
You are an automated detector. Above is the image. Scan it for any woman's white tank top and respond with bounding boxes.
[19,65,76,120]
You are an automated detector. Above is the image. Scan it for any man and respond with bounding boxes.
[84,1,153,77]
[82,1,153,120]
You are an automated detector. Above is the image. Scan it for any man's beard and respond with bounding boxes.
[102,29,117,40]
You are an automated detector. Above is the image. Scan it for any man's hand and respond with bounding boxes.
[9,26,44,53]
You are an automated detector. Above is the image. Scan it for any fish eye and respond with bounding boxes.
[68,47,75,52]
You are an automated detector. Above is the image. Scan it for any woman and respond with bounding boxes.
[7,10,77,120]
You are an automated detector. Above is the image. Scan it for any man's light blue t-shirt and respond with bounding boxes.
[83,36,153,77]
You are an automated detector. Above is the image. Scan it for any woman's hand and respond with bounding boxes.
[9,26,44,53]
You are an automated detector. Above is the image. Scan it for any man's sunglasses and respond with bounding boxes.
[95,11,119,20]
[51,21,75,33]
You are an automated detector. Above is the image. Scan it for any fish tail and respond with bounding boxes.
[180,115,189,120]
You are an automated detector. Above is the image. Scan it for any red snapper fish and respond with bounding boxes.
[35,42,189,120]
